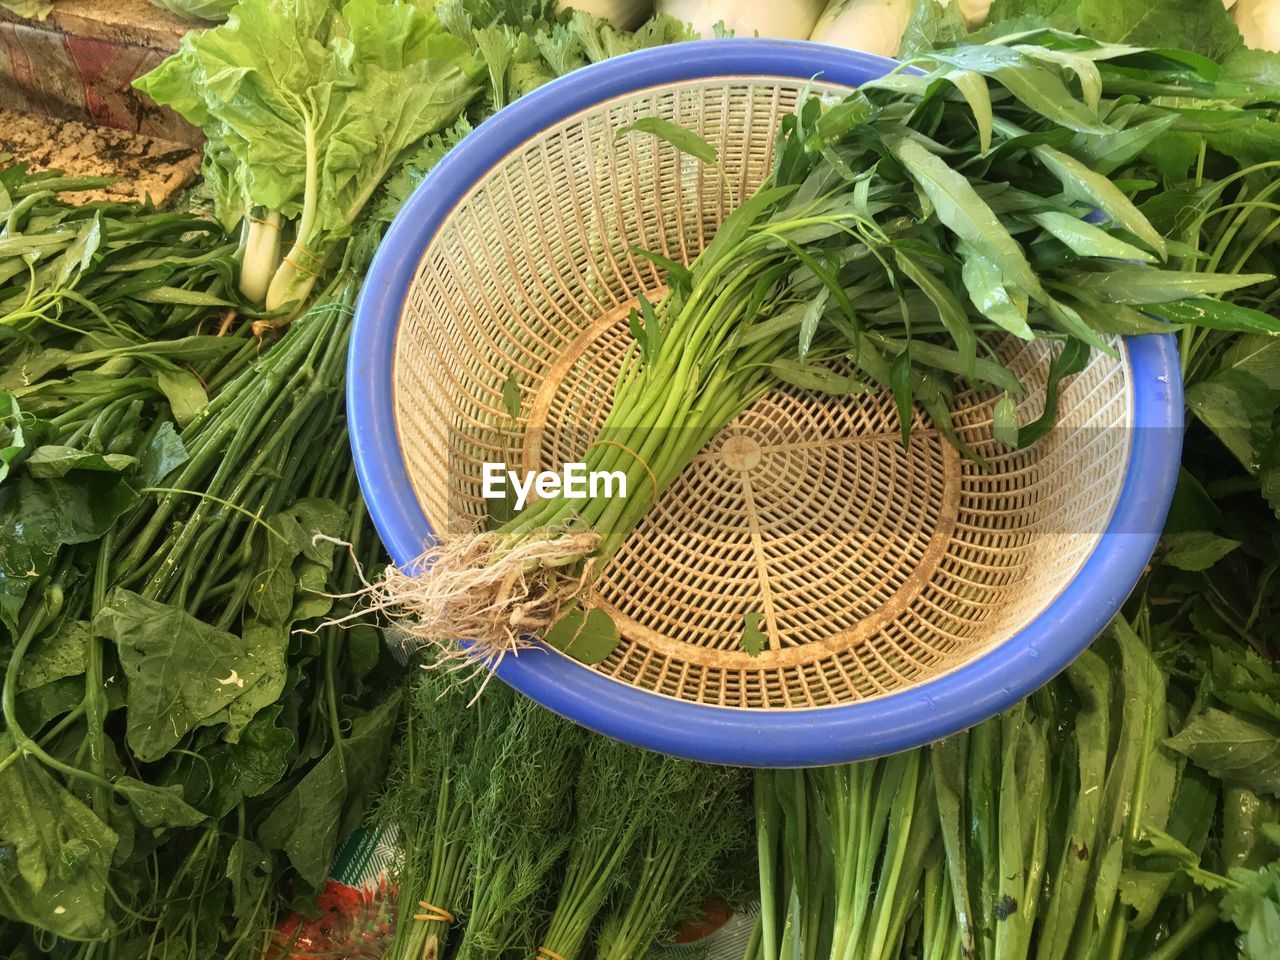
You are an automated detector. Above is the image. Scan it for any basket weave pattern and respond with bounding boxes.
[392,78,1132,709]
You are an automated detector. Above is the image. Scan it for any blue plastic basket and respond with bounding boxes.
[349,40,1182,767]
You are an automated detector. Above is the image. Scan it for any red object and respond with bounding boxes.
[267,879,397,960]
[673,896,733,944]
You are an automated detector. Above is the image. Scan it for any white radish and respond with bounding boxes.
[1234,0,1280,51]
[555,0,653,28]
[809,0,915,58]
[656,0,826,39]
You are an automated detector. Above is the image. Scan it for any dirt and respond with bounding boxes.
[0,107,200,203]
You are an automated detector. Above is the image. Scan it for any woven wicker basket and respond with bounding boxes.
[350,41,1183,766]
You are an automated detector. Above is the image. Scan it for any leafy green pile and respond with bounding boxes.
[136,0,483,310]
[0,162,408,957]
[135,0,691,311]
[0,2,695,955]
[750,614,1273,960]
[746,28,1280,959]
[376,667,750,960]
[897,0,1263,66]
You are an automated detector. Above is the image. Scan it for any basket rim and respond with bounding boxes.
[348,38,1184,767]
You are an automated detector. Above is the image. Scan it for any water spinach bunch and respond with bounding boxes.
[376,32,1280,667]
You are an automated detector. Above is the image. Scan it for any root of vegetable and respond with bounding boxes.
[372,527,601,665]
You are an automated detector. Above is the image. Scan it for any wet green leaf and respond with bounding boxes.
[114,777,205,829]
[958,242,1034,338]
[1168,709,1280,797]
[94,589,275,761]
[1026,140,1166,257]
[933,47,1111,134]
[1068,271,1272,305]
[770,358,868,395]
[17,619,89,693]
[894,249,976,377]
[1153,298,1280,335]
[258,691,402,887]
[890,350,915,447]
[0,739,118,939]
[24,445,135,478]
[1185,370,1276,472]
[1031,212,1156,262]
[0,473,137,629]
[155,366,207,428]
[137,421,189,486]
[1161,530,1242,572]
[890,137,1043,300]
[1018,338,1091,447]
[630,245,692,290]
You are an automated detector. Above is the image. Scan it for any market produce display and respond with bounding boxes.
[1,0,1280,958]
[0,3,690,956]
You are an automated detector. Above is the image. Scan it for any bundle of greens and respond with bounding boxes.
[136,0,484,310]
[741,27,1280,959]
[2,3,695,954]
[369,669,590,960]
[374,32,1280,667]
[753,755,941,960]
[378,663,752,960]
[0,161,403,958]
[375,668,502,960]
[747,616,1212,960]
[451,692,583,960]
[539,738,686,960]
[134,0,691,311]
[541,739,749,960]
[594,757,750,960]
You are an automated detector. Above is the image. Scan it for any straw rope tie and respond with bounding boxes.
[536,947,567,960]
[284,247,324,278]
[587,439,659,505]
[413,900,454,924]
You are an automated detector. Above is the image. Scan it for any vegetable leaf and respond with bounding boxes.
[615,116,718,166]
[258,690,402,887]
[544,603,620,665]
[890,136,1043,301]
[0,740,118,940]
[1161,530,1242,572]
[992,392,1019,448]
[94,589,275,762]
[1168,709,1280,797]
[0,474,137,629]
[742,611,766,658]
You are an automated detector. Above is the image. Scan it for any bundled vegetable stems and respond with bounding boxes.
[136,0,485,311]
[136,0,693,312]
[378,667,750,960]
[0,160,412,954]
[377,34,1279,666]
[749,617,1206,960]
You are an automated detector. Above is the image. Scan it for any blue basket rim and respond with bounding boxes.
[349,38,1183,767]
